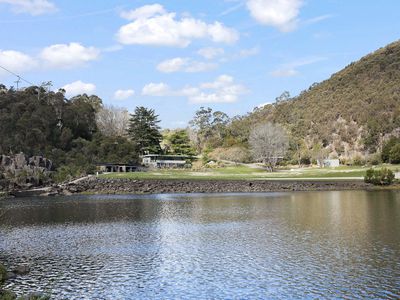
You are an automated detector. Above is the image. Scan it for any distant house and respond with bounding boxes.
[141,154,194,168]
[97,163,137,173]
[323,159,340,168]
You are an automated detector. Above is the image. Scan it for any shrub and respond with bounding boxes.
[300,156,311,166]
[0,263,6,284]
[364,168,395,185]
[367,153,382,165]
[382,137,400,162]
[351,155,365,166]
[389,144,400,164]
[0,290,16,300]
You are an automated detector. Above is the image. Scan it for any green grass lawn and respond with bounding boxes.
[100,164,400,181]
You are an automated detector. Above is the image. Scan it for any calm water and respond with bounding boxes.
[0,191,399,299]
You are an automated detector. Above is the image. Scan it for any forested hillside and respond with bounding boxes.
[242,40,400,162]
[0,86,137,182]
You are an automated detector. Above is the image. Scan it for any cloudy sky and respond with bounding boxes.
[0,0,399,127]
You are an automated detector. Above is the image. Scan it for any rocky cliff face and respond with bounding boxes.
[0,153,53,191]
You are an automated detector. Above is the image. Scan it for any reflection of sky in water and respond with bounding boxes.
[0,191,399,299]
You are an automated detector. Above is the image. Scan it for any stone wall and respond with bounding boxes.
[0,153,53,191]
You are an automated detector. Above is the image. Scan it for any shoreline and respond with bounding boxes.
[55,178,376,195]
[6,178,400,198]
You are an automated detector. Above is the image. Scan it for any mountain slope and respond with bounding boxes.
[251,40,400,159]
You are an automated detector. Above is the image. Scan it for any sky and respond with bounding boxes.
[0,0,399,128]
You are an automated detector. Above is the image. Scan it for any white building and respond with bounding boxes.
[141,154,194,168]
[323,159,340,168]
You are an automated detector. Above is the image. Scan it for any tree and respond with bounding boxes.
[96,105,129,137]
[127,106,162,154]
[275,91,290,103]
[382,137,400,162]
[249,122,289,171]
[189,107,230,151]
[167,129,195,156]
[311,142,329,167]
[389,143,400,163]
[70,94,103,112]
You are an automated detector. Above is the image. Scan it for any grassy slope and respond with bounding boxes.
[100,164,400,181]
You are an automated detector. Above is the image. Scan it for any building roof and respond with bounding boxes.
[96,163,137,167]
[141,154,195,158]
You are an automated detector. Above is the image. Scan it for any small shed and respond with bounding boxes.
[323,159,340,168]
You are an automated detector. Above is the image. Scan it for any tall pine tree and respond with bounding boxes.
[127,106,162,154]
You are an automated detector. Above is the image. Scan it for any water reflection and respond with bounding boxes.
[0,191,399,299]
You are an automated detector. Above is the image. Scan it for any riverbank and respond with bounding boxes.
[53,177,374,195]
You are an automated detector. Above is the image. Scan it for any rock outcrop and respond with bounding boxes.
[0,153,53,191]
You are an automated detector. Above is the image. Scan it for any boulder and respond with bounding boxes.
[13,153,27,169]
[0,155,11,167]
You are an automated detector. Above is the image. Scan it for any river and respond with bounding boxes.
[0,191,399,299]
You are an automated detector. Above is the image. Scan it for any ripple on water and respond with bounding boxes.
[0,191,400,299]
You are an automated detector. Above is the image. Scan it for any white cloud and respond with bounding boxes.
[40,43,100,69]
[197,47,225,60]
[0,50,37,76]
[114,89,135,100]
[157,57,216,73]
[190,75,246,103]
[0,0,57,15]
[142,74,247,104]
[270,69,298,77]
[270,56,326,77]
[117,4,239,47]
[246,0,303,32]
[238,47,260,58]
[142,83,171,96]
[120,3,165,20]
[62,80,96,97]
[303,14,333,26]
[156,57,186,73]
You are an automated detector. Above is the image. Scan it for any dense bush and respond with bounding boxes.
[0,263,6,284]
[351,155,366,166]
[364,168,395,185]
[0,87,139,184]
[381,137,400,162]
[366,153,382,165]
[0,290,16,300]
[389,144,400,164]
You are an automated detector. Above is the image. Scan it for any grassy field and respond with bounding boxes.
[100,164,400,181]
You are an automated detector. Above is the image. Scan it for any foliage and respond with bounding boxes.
[96,105,129,137]
[0,264,6,284]
[364,168,395,185]
[189,107,230,152]
[127,107,162,154]
[389,143,400,163]
[0,87,98,157]
[52,134,138,182]
[165,130,196,156]
[382,137,400,162]
[209,146,251,163]
[229,40,400,160]
[366,153,382,165]
[249,122,289,171]
[0,86,138,183]
[0,290,16,300]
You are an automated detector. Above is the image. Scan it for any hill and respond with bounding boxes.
[245,40,400,162]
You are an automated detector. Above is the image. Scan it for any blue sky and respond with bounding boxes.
[0,0,399,128]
